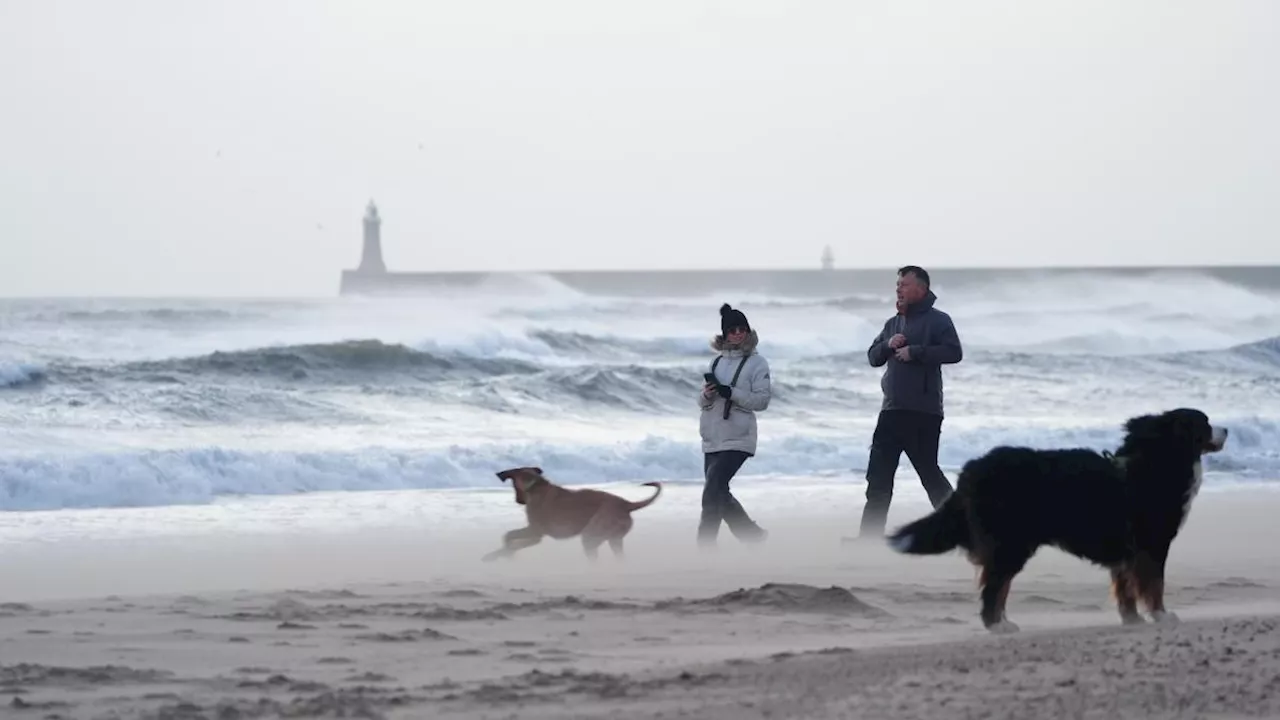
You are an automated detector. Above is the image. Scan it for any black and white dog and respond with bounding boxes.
[888,408,1228,633]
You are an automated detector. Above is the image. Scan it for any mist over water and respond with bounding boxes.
[3,268,1280,511]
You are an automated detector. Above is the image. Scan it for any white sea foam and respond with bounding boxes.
[2,415,1275,512]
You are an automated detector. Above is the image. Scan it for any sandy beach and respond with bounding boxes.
[4,480,1280,719]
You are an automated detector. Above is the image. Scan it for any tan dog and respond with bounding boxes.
[483,466,662,562]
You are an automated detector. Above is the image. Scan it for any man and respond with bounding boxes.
[856,265,963,539]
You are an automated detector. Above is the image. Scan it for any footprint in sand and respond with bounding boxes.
[0,603,44,618]
[9,697,71,711]
[437,589,487,599]
[354,628,457,643]
[534,649,574,662]
[345,672,395,682]
[1209,577,1267,589]
[316,657,355,665]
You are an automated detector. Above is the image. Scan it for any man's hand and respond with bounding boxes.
[702,383,717,399]
[894,346,912,362]
[888,333,907,349]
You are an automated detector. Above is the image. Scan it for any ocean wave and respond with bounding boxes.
[526,365,703,411]
[1216,334,1280,365]
[4,415,1276,512]
[58,307,252,323]
[13,335,1278,428]
[66,340,543,385]
[7,305,278,326]
[14,319,1280,399]
[1140,334,1280,373]
[694,293,890,313]
[527,330,708,358]
[9,331,1278,432]
[0,361,45,388]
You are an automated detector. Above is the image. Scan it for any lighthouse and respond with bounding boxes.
[357,200,387,273]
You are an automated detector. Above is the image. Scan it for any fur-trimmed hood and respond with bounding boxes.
[710,329,760,355]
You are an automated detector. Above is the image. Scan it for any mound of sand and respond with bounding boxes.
[659,583,891,617]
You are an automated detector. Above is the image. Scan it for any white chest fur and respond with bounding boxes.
[1181,459,1204,528]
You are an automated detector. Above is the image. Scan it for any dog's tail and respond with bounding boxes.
[886,493,967,555]
[627,482,663,512]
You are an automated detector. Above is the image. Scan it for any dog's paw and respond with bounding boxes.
[986,619,1020,635]
[1120,612,1147,626]
[1151,610,1180,625]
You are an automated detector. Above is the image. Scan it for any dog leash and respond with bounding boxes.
[709,354,751,420]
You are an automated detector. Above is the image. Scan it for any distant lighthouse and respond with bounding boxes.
[821,245,835,271]
[357,200,387,274]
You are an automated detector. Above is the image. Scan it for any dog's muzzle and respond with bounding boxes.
[1206,425,1229,452]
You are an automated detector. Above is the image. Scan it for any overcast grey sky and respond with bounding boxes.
[2,1,1277,297]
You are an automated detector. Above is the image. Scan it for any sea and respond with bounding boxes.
[3,267,1280,536]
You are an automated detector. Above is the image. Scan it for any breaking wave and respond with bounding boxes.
[3,414,1277,511]
[44,340,543,385]
[17,327,1278,391]
[0,361,45,388]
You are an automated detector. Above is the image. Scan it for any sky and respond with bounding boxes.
[1,0,1277,297]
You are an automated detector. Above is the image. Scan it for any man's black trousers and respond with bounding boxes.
[859,409,954,537]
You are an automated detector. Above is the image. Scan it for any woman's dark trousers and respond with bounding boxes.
[699,450,766,545]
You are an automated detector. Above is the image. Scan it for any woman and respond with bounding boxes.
[697,303,772,546]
